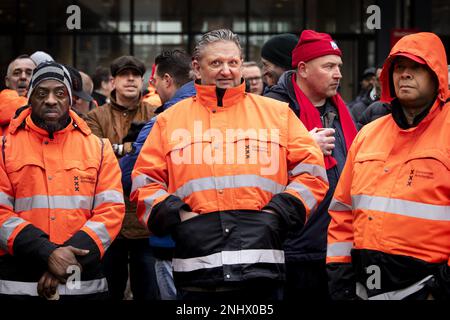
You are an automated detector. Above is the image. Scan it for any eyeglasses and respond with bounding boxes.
[246,76,262,82]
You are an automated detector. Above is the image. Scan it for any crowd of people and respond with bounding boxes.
[0,27,449,301]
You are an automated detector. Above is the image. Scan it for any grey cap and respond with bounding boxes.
[30,51,54,67]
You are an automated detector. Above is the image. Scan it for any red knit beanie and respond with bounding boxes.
[291,30,342,68]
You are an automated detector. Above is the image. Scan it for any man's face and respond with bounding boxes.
[242,65,264,95]
[393,57,437,108]
[152,65,171,104]
[112,69,143,99]
[5,58,36,97]
[261,58,286,87]
[30,79,70,128]
[192,41,243,89]
[301,55,342,99]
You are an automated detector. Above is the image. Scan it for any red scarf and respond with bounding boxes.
[291,74,357,169]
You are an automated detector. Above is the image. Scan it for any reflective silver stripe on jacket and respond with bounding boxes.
[329,198,352,212]
[356,275,434,300]
[352,195,450,221]
[14,195,93,212]
[326,241,353,257]
[288,163,328,182]
[0,192,14,209]
[83,221,111,251]
[93,190,124,209]
[172,249,285,273]
[0,217,27,251]
[0,278,108,296]
[173,175,286,200]
[142,189,169,224]
[131,174,168,194]
[285,182,317,212]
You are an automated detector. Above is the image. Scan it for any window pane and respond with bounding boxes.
[76,35,130,74]
[306,0,361,34]
[20,0,74,32]
[134,0,188,33]
[432,0,450,35]
[22,35,73,65]
[191,0,246,33]
[77,0,131,32]
[249,0,303,33]
[133,34,188,68]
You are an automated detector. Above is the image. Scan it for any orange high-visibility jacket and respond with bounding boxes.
[0,107,125,261]
[326,33,450,297]
[131,81,328,287]
[0,89,28,136]
[132,81,328,225]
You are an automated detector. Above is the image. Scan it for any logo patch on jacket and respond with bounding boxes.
[74,175,96,191]
[406,169,434,186]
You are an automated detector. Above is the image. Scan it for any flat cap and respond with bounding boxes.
[110,55,146,77]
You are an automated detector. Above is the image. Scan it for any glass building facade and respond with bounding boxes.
[0,0,448,101]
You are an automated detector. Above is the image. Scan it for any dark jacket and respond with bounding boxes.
[357,100,391,130]
[265,70,348,262]
[350,88,379,125]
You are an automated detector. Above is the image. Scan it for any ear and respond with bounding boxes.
[163,73,172,88]
[5,76,10,88]
[297,62,308,78]
[192,60,201,80]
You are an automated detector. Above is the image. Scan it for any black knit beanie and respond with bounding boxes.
[261,33,298,70]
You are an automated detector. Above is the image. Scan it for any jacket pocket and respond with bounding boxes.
[352,152,387,195]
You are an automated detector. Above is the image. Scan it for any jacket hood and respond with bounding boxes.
[380,32,449,104]
[8,106,92,136]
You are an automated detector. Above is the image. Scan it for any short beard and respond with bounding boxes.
[31,112,71,137]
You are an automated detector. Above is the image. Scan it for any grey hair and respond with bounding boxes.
[193,29,242,61]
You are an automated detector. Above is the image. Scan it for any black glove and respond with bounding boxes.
[123,121,147,143]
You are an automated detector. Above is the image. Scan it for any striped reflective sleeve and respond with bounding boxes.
[0,192,14,209]
[329,198,352,212]
[0,217,28,251]
[141,189,169,225]
[172,249,285,272]
[173,175,285,200]
[83,221,112,252]
[288,163,328,183]
[327,241,353,258]
[131,174,167,194]
[285,182,318,213]
[93,190,124,209]
[0,278,108,296]
[352,195,450,221]
[15,195,93,211]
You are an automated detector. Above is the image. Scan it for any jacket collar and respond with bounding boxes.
[8,106,91,136]
[194,80,246,109]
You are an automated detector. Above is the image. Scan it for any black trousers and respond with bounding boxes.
[102,237,160,300]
